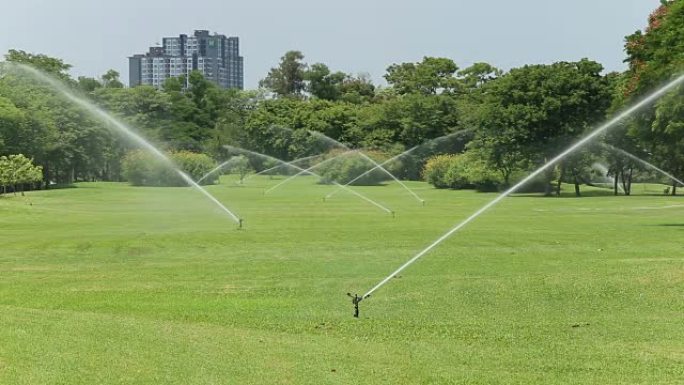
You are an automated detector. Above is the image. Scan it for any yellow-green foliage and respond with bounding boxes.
[422,154,456,189]
[423,151,502,191]
[0,154,43,194]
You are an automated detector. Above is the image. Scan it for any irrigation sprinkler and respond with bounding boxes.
[347,293,363,318]
[347,73,684,317]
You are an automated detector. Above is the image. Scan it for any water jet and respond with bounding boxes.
[4,63,242,226]
[352,74,684,313]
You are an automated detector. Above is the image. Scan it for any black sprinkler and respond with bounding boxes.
[347,293,363,318]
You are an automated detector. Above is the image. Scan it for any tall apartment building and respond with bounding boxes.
[129,30,243,89]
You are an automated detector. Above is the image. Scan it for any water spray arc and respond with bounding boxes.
[197,160,232,184]
[263,151,357,195]
[326,147,418,200]
[327,128,473,202]
[307,130,425,204]
[591,162,625,193]
[602,143,684,187]
[223,145,394,215]
[7,63,243,227]
[349,74,684,317]
[242,154,325,183]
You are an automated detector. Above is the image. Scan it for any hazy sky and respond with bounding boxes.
[0,0,660,89]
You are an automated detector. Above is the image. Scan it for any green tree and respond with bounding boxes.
[225,155,252,183]
[385,57,460,95]
[260,51,308,97]
[5,50,72,80]
[305,63,346,101]
[0,154,42,195]
[622,0,684,195]
[457,62,502,90]
[77,76,103,93]
[476,59,612,195]
[338,73,376,104]
[101,69,124,88]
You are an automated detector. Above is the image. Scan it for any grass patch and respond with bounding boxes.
[0,177,682,384]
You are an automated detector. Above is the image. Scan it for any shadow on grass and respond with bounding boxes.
[47,183,79,190]
[511,190,616,198]
[656,223,684,227]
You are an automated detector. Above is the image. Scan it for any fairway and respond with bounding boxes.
[1,177,683,384]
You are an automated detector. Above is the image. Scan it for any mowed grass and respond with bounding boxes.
[0,176,683,384]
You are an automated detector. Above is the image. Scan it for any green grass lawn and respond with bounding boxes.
[0,176,682,384]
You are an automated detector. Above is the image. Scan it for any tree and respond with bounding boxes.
[260,51,308,97]
[385,57,460,95]
[5,49,72,81]
[101,70,124,88]
[476,59,612,195]
[77,76,103,93]
[305,63,346,101]
[338,73,376,104]
[225,155,252,183]
[457,62,502,90]
[0,154,42,195]
[356,93,460,148]
[622,0,684,195]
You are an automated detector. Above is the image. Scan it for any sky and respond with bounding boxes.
[0,0,661,89]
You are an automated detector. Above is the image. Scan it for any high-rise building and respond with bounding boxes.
[129,30,243,89]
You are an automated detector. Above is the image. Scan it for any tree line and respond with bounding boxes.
[0,0,682,195]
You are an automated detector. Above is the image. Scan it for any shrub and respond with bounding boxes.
[423,151,502,191]
[316,149,392,185]
[0,154,43,195]
[423,154,455,188]
[122,150,216,186]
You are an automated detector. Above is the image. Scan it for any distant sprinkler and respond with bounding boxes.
[238,218,243,229]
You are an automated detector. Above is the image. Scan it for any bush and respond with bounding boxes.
[423,151,502,191]
[316,149,392,185]
[423,154,455,188]
[122,150,216,186]
[0,154,43,195]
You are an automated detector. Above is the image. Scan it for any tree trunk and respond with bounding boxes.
[673,182,678,196]
[614,173,619,196]
[626,167,633,196]
[503,170,511,189]
[556,166,565,197]
[573,170,581,197]
[621,170,630,196]
[44,162,50,190]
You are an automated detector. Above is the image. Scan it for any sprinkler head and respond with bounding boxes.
[238,218,244,229]
[347,293,362,318]
[391,211,395,219]
[421,199,426,206]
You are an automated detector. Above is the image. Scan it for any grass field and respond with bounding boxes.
[0,176,683,384]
